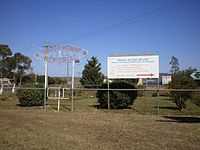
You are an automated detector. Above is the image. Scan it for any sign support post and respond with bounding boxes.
[107,79,110,109]
[71,60,75,112]
[157,77,160,115]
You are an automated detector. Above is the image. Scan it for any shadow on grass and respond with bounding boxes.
[88,104,100,109]
[158,116,200,123]
[61,105,71,111]
[88,104,132,110]
[154,106,178,110]
[16,104,43,107]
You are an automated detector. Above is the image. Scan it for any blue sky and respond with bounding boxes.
[0,0,200,76]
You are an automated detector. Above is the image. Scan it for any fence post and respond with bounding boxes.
[107,80,110,109]
[157,78,160,115]
[0,84,3,95]
[44,58,48,111]
[71,60,75,112]
[62,88,65,98]
[58,88,61,112]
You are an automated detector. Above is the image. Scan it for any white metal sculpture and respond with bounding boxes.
[36,44,88,112]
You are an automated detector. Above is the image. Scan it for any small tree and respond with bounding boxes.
[170,56,180,75]
[80,56,104,88]
[169,67,198,111]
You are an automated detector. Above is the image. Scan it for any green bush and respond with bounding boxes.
[17,85,44,106]
[96,81,137,109]
[168,68,198,110]
[152,92,158,97]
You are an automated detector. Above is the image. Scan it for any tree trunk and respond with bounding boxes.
[19,76,22,86]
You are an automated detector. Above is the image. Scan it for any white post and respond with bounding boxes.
[44,58,48,111]
[157,77,160,115]
[12,84,15,93]
[0,83,3,95]
[107,79,110,109]
[71,60,75,112]
[62,88,65,98]
[54,89,57,97]
[66,62,69,88]
[58,88,61,112]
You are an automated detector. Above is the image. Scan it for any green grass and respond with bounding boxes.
[1,93,200,115]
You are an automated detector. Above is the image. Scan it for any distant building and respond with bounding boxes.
[0,44,9,48]
[160,73,172,85]
[138,73,172,87]
[0,78,12,86]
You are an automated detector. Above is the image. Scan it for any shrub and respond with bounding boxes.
[172,92,187,110]
[191,92,200,107]
[96,81,137,109]
[17,85,44,106]
[168,68,198,111]
[152,92,158,97]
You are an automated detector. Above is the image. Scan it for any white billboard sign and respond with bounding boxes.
[107,55,159,79]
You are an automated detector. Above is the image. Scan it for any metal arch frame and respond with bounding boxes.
[37,44,88,112]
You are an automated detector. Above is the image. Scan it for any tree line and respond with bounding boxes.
[2,44,199,110]
[0,44,32,86]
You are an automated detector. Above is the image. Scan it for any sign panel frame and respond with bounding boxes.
[107,55,159,79]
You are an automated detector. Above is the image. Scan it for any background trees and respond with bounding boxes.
[169,56,180,75]
[0,45,32,86]
[12,53,32,86]
[0,44,12,59]
[80,56,104,88]
[0,44,13,78]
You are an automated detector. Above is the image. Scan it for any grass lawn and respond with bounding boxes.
[134,96,200,115]
[0,109,200,150]
[0,94,200,150]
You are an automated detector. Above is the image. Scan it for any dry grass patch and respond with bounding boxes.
[0,109,200,150]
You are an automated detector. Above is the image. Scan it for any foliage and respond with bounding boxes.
[0,44,12,59]
[0,45,32,86]
[169,67,198,110]
[0,45,13,78]
[169,56,180,75]
[21,73,36,84]
[12,53,32,85]
[96,80,137,109]
[36,75,65,85]
[80,56,104,88]
[17,84,44,106]
[191,92,200,107]
[2,56,16,78]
